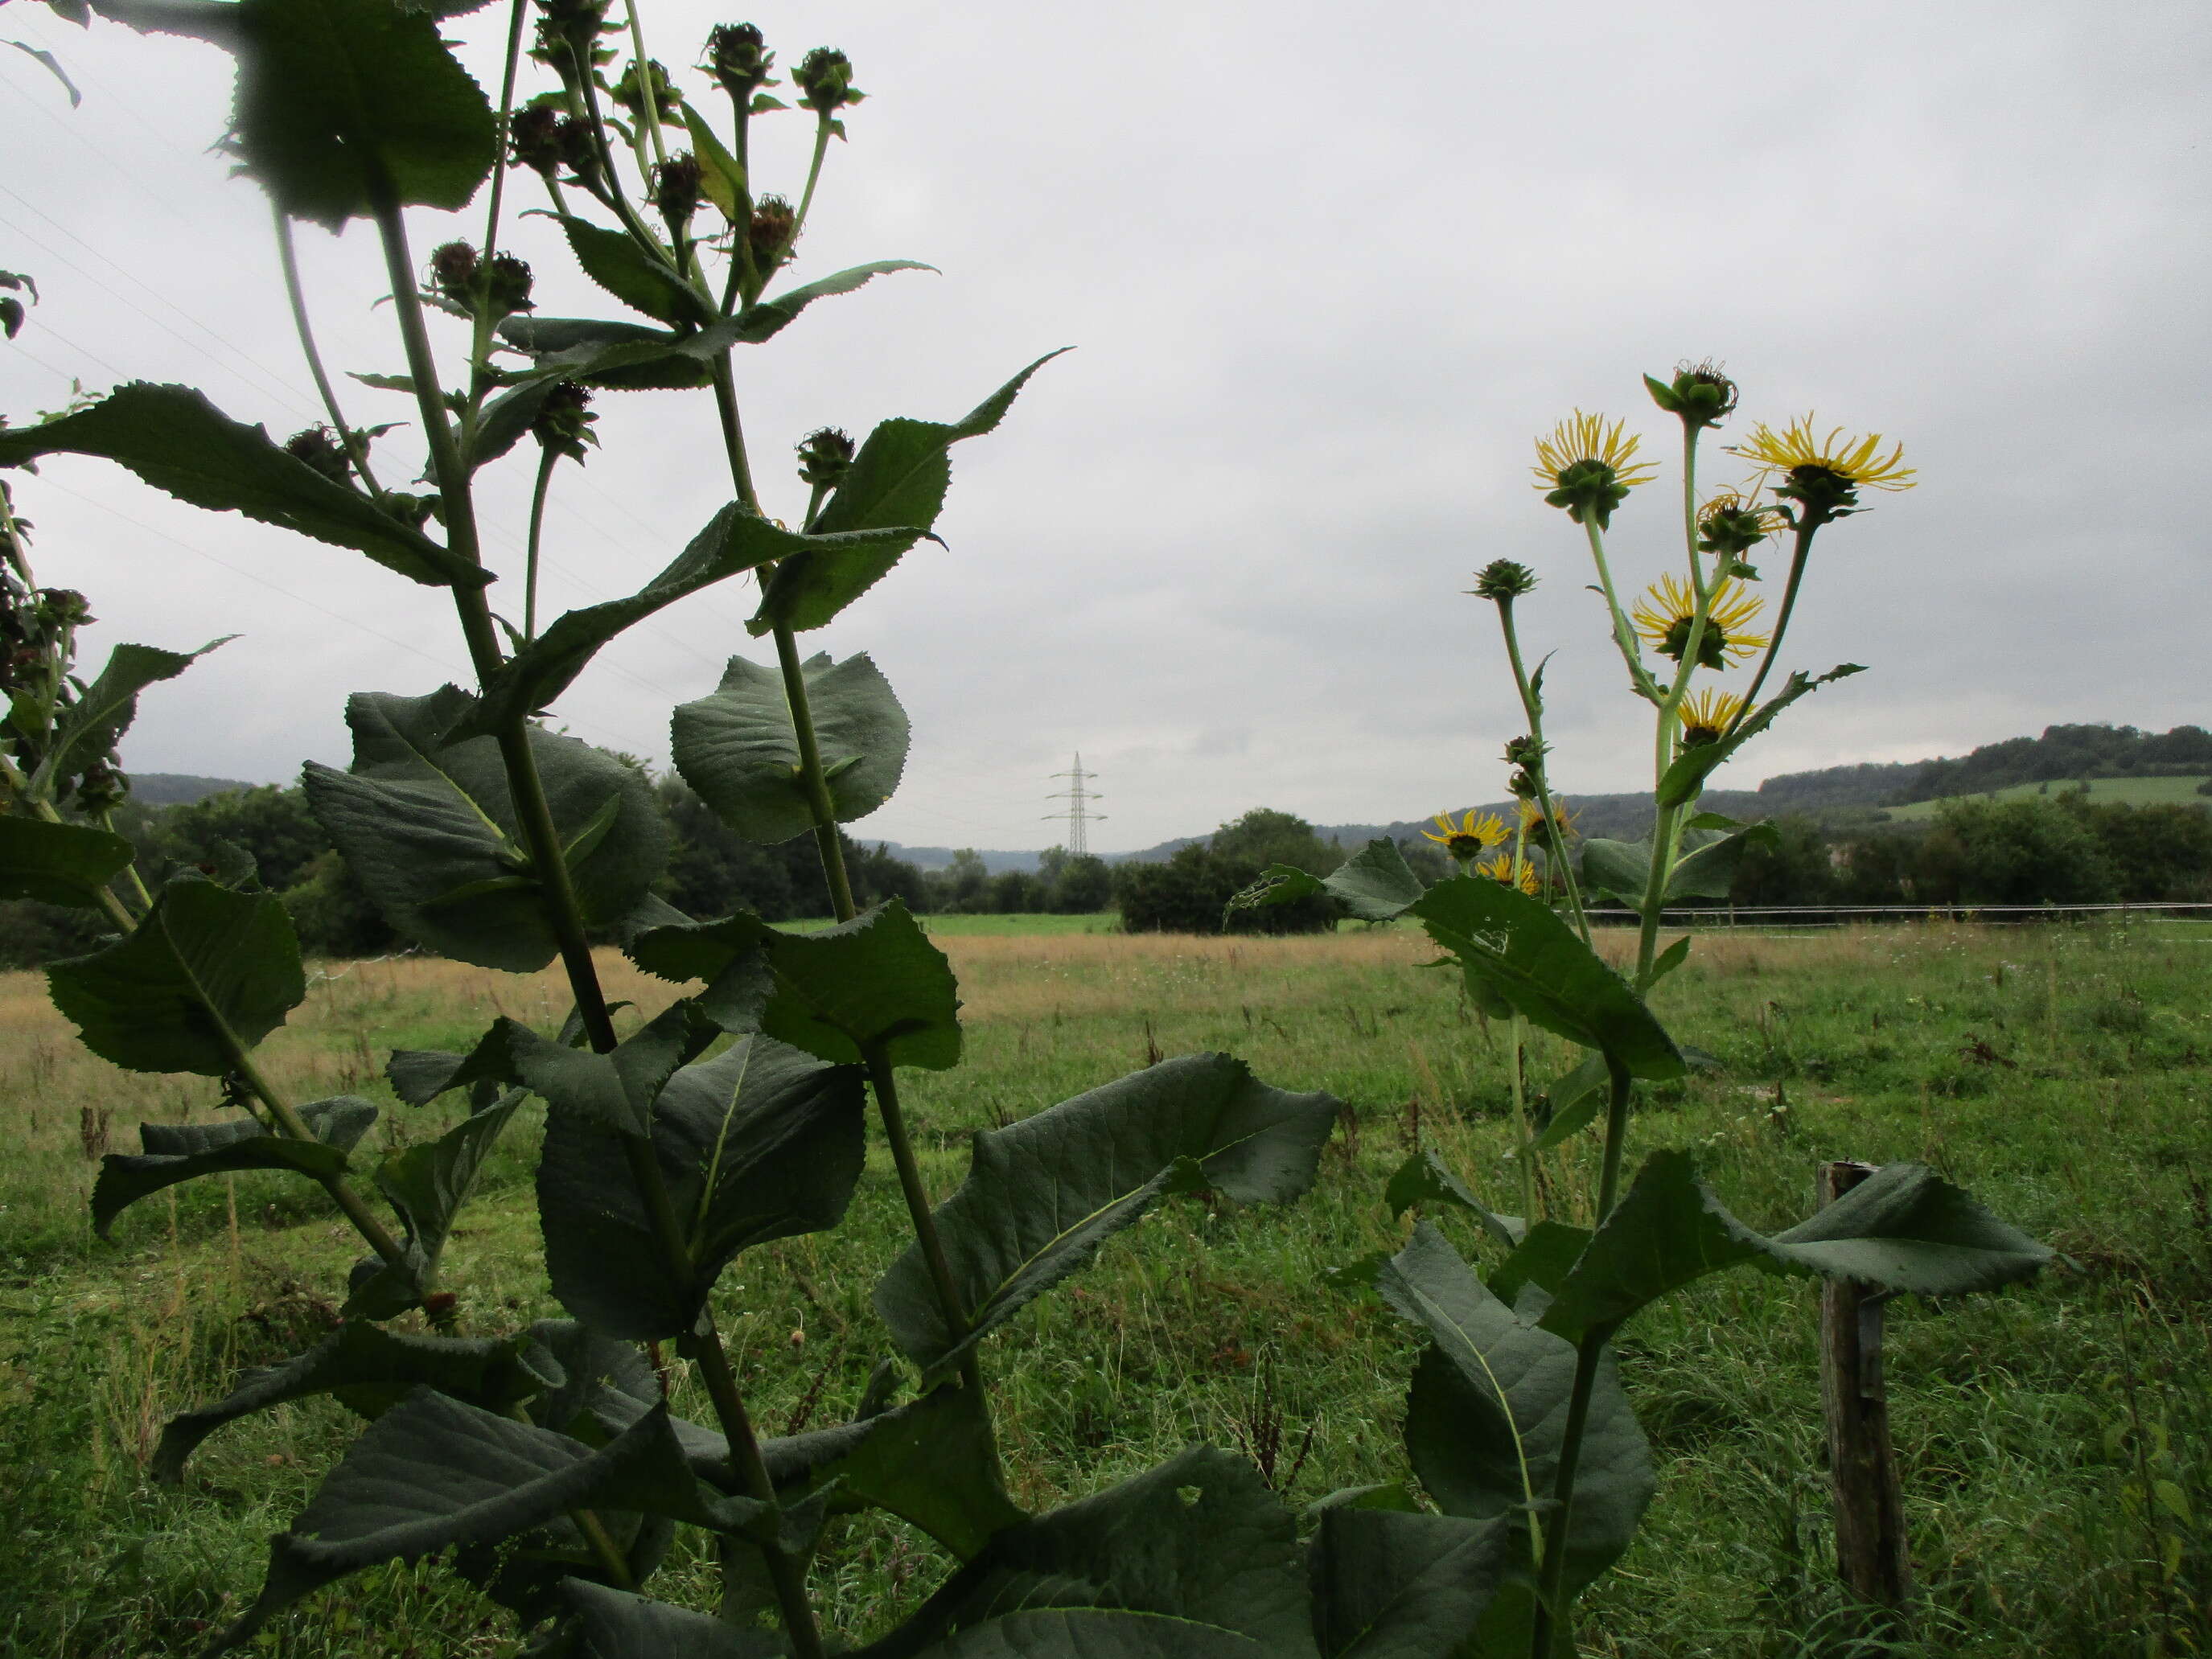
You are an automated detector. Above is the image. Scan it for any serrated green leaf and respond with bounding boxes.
[346,1092,524,1316]
[1656,665,1865,808]
[1483,1221,1591,1307]
[28,635,231,802]
[1577,839,1647,910]
[751,351,1069,634]
[1667,821,1778,901]
[908,1610,1273,1659]
[537,1033,865,1338]
[512,1001,701,1140]
[465,517,918,739]
[754,901,961,1069]
[874,1053,1338,1379]
[385,1020,524,1106]
[874,1447,1311,1659]
[152,1320,542,1484]
[730,259,937,346]
[671,648,911,844]
[1307,1507,1514,1659]
[783,1380,1023,1560]
[216,1390,726,1649]
[48,876,303,1075]
[1408,880,1682,1080]
[1384,1149,1522,1247]
[302,687,667,971]
[0,816,135,906]
[553,212,701,326]
[559,1580,784,1658]
[1528,1054,1610,1153]
[228,0,497,228]
[1534,1150,2054,1343]
[1647,934,1692,987]
[1229,837,1426,922]
[1379,1224,1653,1609]
[678,102,746,218]
[92,1096,373,1239]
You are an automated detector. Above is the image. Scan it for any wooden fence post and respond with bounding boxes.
[1819,1159,1914,1616]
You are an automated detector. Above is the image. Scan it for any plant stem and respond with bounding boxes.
[624,3,668,171]
[372,181,824,1659]
[1527,1054,1633,1659]
[771,622,858,922]
[524,445,557,643]
[462,0,529,443]
[0,751,138,930]
[1507,1012,1536,1223]
[94,808,156,912]
[273,207,388,503]
[1495,596,1589,940]
[1579,517,1659,704]
[864,1045,981,1390]
[1725,518,1819,740]
[224,1037,409,1267]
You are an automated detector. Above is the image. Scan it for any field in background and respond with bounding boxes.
[1883,774,2210,820]
[2,919,2207,1655]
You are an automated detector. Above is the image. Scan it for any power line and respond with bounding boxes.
[1045,752,1104,856]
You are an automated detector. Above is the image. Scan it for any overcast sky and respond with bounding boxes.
[3,0,2206,852]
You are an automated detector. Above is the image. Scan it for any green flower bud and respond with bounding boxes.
[531,381,598,464]
[705,23,775,100]
[1470,559,1536,602]
[1644,359,1739,429]
[796,426,854,488]
[485,253,535,318]
[1503,734,1544,770]
[37,588,93,628]
[794,46,863,113]
[652,153,704,228]
[509,102,566,177]
[747,194,797,270]
[611,57,680,125]
[428,240,480,303]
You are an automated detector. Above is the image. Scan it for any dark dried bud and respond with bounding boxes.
[284,425,352,485]
[747,194,797,269]
[793,46,862,113]
[429,240,480,302]
[1645,359,1739,429]
[531,380,598,463]
[705,23,774,99]
[1470,559,1536,602]
[73,755,127,814]
[485,253,535,318]
[611,57,680,125]
[1507,769,1540,801]
[532,0,614,79]
[510,102,566,177]
[795,425,854,488]
[38,588,94,629]
[652,153,704,227]
[1503,734,1544,769]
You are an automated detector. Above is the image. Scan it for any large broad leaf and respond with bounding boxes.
[1576,839,1648,911]
[28,635,231,801]
[754,901,959,1069]
[904,1610,1271,1659]
[216,1389,726,1649]
[1378,1225,1654,1608]
[229,0,497,228]
[785,1380,1023,1560]
[464,517,919,737]
[560,1580,785,1659]
[1581,823,1779,911]
[1384,1150,1522,1248]
[750,351,1069,634]
[345,1091,525,1318]
[537,1033,865,1338]
[302,687,668,971]
[731,260,938,345]
[1229,838,1427,923]
[92,1095,376,1238]
[552,212,704,326]
[874,1053,1339,1379]
[152,1320,544,1484]
[1407,879,1682,1082]
[1306,1507,1515,1659]
[48,875,304,1074]
[1535,1150,2054,1343]
[498,314,719,391]
[0,816,136,907]
[872,1447,1314,1659]
[1656,664,1865,808]
[0,385,480,586]
[508,1002,703,1140]
[671,649,911,845]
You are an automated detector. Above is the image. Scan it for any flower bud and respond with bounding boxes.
[1470,558,1536,602]
[73,755,127,815]
[509,102,566,177]
[652,153,704,228]
[796,425,854,487]
[428,240,480,304]
[1507,769,1540,801]
[531,381,599,464]
[1503,734,1544,769]
[1644,359,1739,429]
[611,57,680,126]
[794,46,863,113]
[38,588,93,628]
[284,425,352,485]
[747,194,797,270]
[486,254,535,318]
[705,23,775,99]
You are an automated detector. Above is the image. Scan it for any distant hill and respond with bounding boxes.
[130,773,255,806]
[1883,774,2210,822]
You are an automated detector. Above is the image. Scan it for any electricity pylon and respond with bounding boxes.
[1045,753,1104,856]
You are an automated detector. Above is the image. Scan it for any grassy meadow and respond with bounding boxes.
[1882,775,2211,821]
[1,917,2206,1657]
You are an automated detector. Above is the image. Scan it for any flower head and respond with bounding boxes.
[1476,852,1542,896]
[1470,559,1536,602]
[1423,809,1507,864]
[1519,799,1577,852]
[1632,573,1768,669]
[705,23,775,100]
[1675,688,1746,749]
[1696,490,1786,570]
[1531,411,1659,529]
[796,425,855,488]
[794,46,864,113]
[1644,359,1739,429]
[1731,415,1915,524]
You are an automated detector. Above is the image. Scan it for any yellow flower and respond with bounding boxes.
[1476,852,1542,895]
[1631,573,1769,669]
[1531,411,1660,529]
[1517,798,1577,851]
[1423,809,1507,862]
[1675,688,1747,748]
[1696,490,1786,551]
[1732,416,1916,492]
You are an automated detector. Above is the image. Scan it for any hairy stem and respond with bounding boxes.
[864,1045,981,1390]
[524,444,557,643]
[771,622,858,922]
[226,1037,409,1267]
[273,207,387,502]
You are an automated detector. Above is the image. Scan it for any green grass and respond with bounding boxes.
[1883,774,2210,820]
[783,910,1122,936]
[2,919,2207,1656]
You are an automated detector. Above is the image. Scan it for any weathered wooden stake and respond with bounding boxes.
[1819,1159,1914,1616]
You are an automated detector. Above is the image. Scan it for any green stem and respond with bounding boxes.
[1527,1054,1633,1659]
[273,207,388,503]
[95,808,156,912]
[625,4,668,171]
[771,622,858,922]
[1725,518,1819,740]
[524,445,557,643]
[863,1044,981,1390]
[227,1037,409,1267]
[0,752,138,930]
[1507,1012,1536,1224]
[782,115,835,259]
[1579,517,1659,705]
[463,0,529,443]
[1495,596,1589,940]
[372,182,823,1659]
